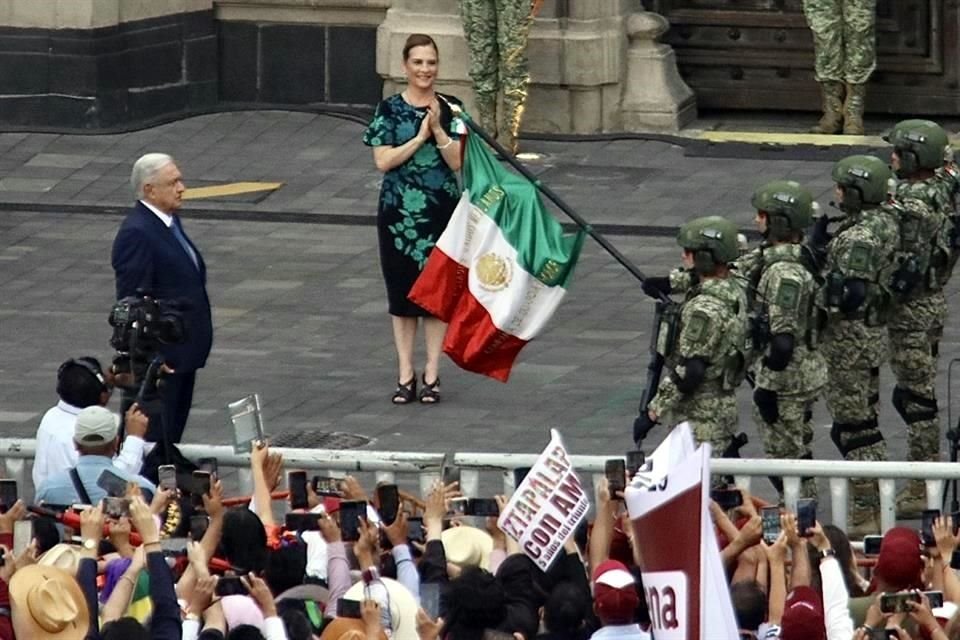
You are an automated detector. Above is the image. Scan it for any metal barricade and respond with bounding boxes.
[453,453,960,533]
[0,438,445,502]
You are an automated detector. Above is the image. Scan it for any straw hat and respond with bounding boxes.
[38,544,84,577]
[344,577,418,639]
[9,564,90,640]
[441,525,493,570]
[319,617,388,640]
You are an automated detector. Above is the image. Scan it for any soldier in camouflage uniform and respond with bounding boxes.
[638,216,749,456]
[459,0,543,154]
[883,120,953,516]
[818,155,900,535]
[748,181,828,503]
[803,0,877,135]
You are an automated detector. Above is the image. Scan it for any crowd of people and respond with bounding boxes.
[9,414,960,640]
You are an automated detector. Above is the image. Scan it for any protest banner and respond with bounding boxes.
[624,424,738,639]
[497,429,589,570]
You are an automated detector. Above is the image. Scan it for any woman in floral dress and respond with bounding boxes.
[363,33,463,405]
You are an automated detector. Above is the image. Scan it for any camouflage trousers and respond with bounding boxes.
[889,292,945,466]
[673,391,738,457]
[822,320,887,510]
[802,0,877,84]
[459,0,534,137]
[753,388,821,501]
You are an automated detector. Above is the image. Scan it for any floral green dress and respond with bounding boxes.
[363,93,462,317]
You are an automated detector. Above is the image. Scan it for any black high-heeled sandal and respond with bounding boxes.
[392,375,417,404]
[419,374,440,404]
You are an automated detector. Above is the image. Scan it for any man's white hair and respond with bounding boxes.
[130,153,175,199]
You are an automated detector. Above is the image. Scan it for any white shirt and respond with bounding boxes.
[820,556,855,640]
[140,199,173,227]
[33,400,146,488]
[590,624,651,640]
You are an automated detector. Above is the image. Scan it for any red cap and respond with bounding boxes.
[780,586,826,640]
[874,527,924,590]
[323,497,342,514]
[592,559,639,625]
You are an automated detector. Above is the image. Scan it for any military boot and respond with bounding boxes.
[843,83,867,135]
[810,81,845,134]
[847,479,881,539]
[895,480,927,520]
[473,93,498,139]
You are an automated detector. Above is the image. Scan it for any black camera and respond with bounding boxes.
[108,295,185,386]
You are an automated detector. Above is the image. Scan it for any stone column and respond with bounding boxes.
[620,9,696,131]
[376,0,633,134]
[0,0,216,128]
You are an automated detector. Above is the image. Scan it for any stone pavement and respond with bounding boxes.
[1,110,959,506]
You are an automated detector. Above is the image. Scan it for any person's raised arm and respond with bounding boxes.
[102,545,146,623]
[319,512,350,618]
[783,512,810,589]
[420,480,450,584]
[114,403,148,475]
[934,515,960,604]
[589,477,617,573]
[809,521,853,640]
[385,511,420,599]
[78,503,105,640]
[763,529,789,626]
[250,441,278,527]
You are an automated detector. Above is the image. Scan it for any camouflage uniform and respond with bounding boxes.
[821,202,899,527]
[459,0,535,151]
[751,243,828,501]
[802,0,876,134]
[887,187,949,473]
[802,0,876,84]
[648,276,748,455]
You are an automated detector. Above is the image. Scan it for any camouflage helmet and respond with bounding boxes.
[831,155,893,210]
[884,119,949,176]
[750,180,814,240]
[677,215,740,273]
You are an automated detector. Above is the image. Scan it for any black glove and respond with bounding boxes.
[641,276,672,299]
[633,411,658,445]
[810,214,831,248]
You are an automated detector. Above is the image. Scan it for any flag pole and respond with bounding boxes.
[453,107,657,290]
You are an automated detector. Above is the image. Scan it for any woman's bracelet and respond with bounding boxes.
[437,138,455,150]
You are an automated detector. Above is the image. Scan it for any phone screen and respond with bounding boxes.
[448,497,469,517]
[863,535,882,556]
[289,471,309,511]
[104,497,131,519]
[443,466,461,488]
[340,500,367,542]
[190,515,210,540]
[421,582,441,620]
[97,469,128,498]
[513,467,531,488]
[228,394,265,454]
[761,507,781,545]
[158,465,177,491]
[13,520,33,556]
[312,476,343,497]
[626,450,646,475]
[605,459,626,495]
[376,484,399,525]
[216,576,249,597]
[198,457,218,477]
[0,480,17,512]
[468,498,500,517]
[924,590,944,609]
[880,591,920,614]
[922,509,941,546]
[407,516,425,543]
[337,598,363,619]
[285,512,320,532]
[796,498,817,536]
[710,489,744,511]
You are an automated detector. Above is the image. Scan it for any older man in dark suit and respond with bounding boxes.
[112,153,213,449]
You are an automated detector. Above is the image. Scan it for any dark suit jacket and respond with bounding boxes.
[111,202,213,372]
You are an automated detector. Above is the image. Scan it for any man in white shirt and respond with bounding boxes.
[33,357,148,488]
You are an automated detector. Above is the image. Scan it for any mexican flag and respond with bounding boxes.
[408,131,585,382]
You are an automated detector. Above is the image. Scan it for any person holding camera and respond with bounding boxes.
[33,357,149,488]
[111,153,213,452]
[363,34,462,406]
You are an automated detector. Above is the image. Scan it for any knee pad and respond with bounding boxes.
[831,418,884,457]
[893,385,938,424]
[754,388,779,425]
